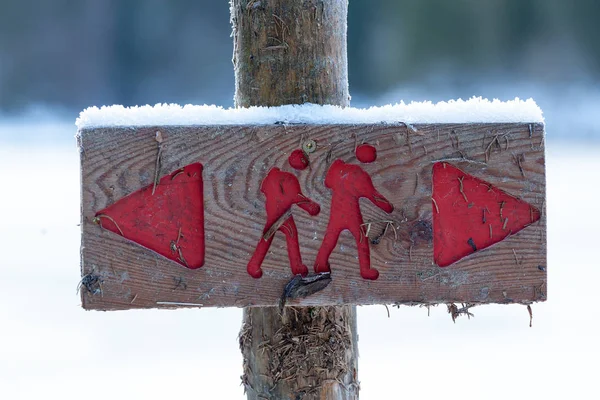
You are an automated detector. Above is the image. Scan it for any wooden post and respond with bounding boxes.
[232,0,349,108]
[232,1,359,399]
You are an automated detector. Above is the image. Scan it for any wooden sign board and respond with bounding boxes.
[79,123,546,310]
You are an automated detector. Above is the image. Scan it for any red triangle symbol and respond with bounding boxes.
[94,163,205,269]
[432,162,540,267]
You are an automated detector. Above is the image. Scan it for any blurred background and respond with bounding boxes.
[1,1,598,399]
[0,0,599,141]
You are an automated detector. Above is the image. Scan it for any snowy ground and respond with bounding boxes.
[0,123,598,399]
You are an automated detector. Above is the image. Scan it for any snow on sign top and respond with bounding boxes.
[76,97,543,129]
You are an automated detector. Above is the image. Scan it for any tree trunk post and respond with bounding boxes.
[232,0,350,108]
[231,1,358,399]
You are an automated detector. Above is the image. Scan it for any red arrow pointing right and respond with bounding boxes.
[432,162,540,267]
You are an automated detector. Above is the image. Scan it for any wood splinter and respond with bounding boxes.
[432,197,439,214]
[512,249,522,265]
[458,176,468,202]
[447,303,475,323]
[263,209,293,241]
[484,133,509,162]
[360,220,397,244]
[152,131,164,195]
[414,172,419,195]
[93,214,124,236]
[279,273,332,311]
[513,153,525,177]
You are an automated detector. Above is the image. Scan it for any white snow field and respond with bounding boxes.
[0,117,598,399]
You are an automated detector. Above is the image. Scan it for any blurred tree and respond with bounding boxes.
[0,0,599,112]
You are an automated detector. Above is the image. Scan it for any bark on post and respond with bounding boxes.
[231,1,358,399]
[232,0,350,108]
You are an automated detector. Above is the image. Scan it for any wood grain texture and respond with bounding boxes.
[79,123,546,310]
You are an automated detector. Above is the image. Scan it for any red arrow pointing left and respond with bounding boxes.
[94,163,205,269]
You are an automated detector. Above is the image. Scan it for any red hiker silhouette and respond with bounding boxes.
[247,167,320,278]
[315,155,393,280]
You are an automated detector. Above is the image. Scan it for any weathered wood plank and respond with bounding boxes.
[79,122,546,310]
